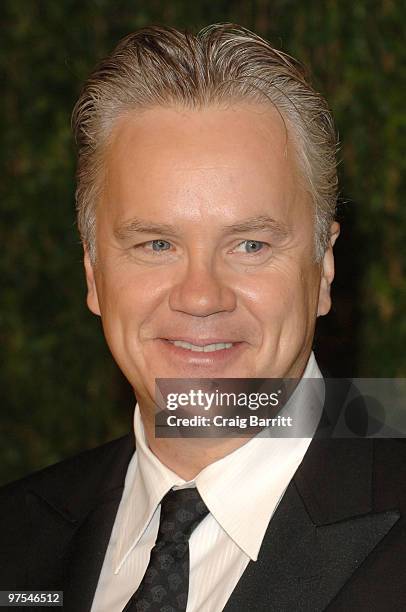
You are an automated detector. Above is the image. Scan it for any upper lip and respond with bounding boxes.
[161,337,240,346]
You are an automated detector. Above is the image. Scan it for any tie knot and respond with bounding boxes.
[158,488,208,546]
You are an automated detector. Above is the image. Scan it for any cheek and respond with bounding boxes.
[244,264,319,337]
[286,266,320,343]
[94,270,149,351]
[98,265,164,319]
[240,265,302,316]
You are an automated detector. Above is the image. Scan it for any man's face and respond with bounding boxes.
[84,104,337,406]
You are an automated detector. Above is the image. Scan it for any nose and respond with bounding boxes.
[168,258,237,317]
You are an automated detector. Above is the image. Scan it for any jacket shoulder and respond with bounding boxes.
[373,438,406,510]
[0,433,134,517]
[0,434,134,589]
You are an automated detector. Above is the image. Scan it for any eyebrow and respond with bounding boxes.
[223,215,290,239]
[114,215,290,241]
[114,219,179,240]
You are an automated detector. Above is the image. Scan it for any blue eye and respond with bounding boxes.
[151,239,171,251]
[239,240,265,253]
[245,240,263,252]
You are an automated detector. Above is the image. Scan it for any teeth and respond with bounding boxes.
[170,340,233,352]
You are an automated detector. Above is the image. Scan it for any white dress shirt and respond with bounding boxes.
[91,353,323,612]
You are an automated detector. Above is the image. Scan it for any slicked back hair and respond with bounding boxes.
[72,23,338,263]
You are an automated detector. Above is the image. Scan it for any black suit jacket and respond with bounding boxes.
[1,383,405,611]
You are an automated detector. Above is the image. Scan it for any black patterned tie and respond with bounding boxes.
[122,487,209,612]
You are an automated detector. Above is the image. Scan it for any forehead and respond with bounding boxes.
[101,104,310,228]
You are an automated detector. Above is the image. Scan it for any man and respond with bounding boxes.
[0,24,405,612]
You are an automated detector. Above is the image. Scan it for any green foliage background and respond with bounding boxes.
[1,0,405,485]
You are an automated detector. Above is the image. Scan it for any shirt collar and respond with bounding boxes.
[114,352,323,569]
[193,352,324,560]
[114,408,190,572]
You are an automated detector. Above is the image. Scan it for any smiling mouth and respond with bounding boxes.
[167,340,234,352]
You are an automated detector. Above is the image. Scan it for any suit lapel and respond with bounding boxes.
[224,436,400,612]
[62,486,125,612]
[26,434,135,611]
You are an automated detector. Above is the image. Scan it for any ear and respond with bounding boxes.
[83,245,101,316]
[317,221,340,317]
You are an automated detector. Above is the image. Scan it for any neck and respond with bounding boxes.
[140,405,250,480]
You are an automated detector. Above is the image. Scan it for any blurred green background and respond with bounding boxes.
[1,0,405,485]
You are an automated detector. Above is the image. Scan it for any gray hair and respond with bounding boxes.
[72,23,338,264]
